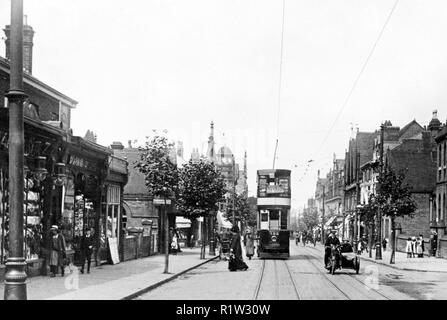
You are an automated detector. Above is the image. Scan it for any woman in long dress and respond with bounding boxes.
[245,231,255,260]
[405,237,412,258]
[417,236,423,258]
[229,226,248,271]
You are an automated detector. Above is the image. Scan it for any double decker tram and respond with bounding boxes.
[256,169,291,259]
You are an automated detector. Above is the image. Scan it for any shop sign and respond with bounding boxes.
[153,198,171,205]
[108,237,120,265]
[68,155,96,171]
[109,156,127,174]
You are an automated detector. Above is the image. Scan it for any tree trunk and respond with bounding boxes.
[209,214,215,256]
[163,203,169,273]
[187,218,195,248]
[368,222,373,258]
[390,216,395,264]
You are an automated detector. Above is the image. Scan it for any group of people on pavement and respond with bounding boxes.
[295,231,317,246]
[48,225,94,277]
[169,227,182,254]
[405,235,425,258]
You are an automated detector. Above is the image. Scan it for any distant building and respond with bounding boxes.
[110,142,160,255]
[433,111,447,257]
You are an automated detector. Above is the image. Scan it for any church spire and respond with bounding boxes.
[206,121,215,163]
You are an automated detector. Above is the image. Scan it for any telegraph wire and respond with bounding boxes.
[312,0,400,160]
[297,0,400,183]
[273,0,286,168]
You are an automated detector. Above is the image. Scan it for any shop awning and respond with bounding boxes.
[324,216,336,229]
[176,216,191,228]
[217,211,233,229]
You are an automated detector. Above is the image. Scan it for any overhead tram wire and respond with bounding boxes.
[298,0,400,181]
[273,0,286,169]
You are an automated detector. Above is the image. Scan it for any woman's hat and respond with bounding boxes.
[51,225,58,230]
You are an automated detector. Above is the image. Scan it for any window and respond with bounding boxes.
[102,185,121,243]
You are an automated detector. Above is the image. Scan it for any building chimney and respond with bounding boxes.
[4,15,35,74]
[110,141,124,150]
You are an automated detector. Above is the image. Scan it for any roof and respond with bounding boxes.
[398,120,424,140]
[113,148,149,195]
[355,132,375,166]
[0,56,78,107]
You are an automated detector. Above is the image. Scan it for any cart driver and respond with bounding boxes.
[324,231,341,267]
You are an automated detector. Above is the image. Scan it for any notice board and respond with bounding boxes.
[108,237,120,264]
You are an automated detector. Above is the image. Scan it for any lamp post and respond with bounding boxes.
[4,0,28,300]
[162,187,169,274]
[375,123,384,260]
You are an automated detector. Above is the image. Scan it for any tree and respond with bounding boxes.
[225,191,253,229]
[301,208,319,233]
[357,195,377,258]
[369,166,417,264]
[135,133,179,273]
[177,159,227,259]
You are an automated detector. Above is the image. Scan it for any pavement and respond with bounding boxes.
[309,243,447,273]
[0,247,219,300]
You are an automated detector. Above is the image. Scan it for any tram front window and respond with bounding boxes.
[269,210,280,229]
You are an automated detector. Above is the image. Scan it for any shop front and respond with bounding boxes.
[0,108,68,277]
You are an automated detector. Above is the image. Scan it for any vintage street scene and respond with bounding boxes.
[1,0,447,304]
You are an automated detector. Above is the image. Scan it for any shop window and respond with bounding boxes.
[24,178,43,261]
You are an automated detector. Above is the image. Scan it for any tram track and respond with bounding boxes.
[302,250,351,300]
[253,259,265,300]
[301,245,391,300]
[253,258,301,300]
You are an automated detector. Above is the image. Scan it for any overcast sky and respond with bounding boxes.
[1,0,446,209]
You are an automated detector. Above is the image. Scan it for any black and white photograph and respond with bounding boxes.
[0,0,447,312]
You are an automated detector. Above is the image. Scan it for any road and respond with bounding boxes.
[135,241,447,300]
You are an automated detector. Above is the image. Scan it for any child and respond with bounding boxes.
[406,237,412,258]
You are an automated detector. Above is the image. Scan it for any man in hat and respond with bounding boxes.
[324,231,340,267]
[49,225,66,277]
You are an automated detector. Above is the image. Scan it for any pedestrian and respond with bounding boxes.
[382,238,387,251]
[80,228,94,274]
[216,230,222,259]
[49,225,66,277]
[417,234,424,258]
[411,236,417,258]
[175,228,182,253]
[357,240,362,254]
[406,237,412,258]
[244,230,255,260]
[170,228,178,255]
[431,232,438,257]
[228,225,248,271]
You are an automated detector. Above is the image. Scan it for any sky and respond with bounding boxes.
[0,0,446,210]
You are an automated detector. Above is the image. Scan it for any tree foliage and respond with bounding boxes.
[300,207,319,231]
[372,167,417,219]
[357,194,377,224]
[135,134,179,198]
[225,191,250,223]
[177,159,227,219]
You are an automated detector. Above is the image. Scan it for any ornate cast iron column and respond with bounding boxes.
[4,0,28,300]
